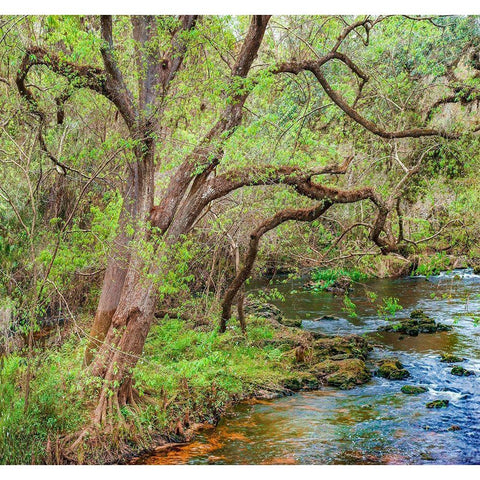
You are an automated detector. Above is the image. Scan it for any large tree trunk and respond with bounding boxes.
[89,220,192,423]
[83,174,135,366]
[90,258,158,423]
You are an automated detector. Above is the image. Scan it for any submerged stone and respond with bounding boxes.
[440,353,465,363]
[401,385,428,395]
[448,425,461,431]
[376,358,410,380]
[426,399,449,409]
[420,452,434,460]
[451,366,475,376]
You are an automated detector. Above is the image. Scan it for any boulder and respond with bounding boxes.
[244,300,283,321]
[313,358,371,390]
[326,276,352,295]
[451,366,475,376]
[311,315,341,322]
[440,353,465,363]
[284,374,319,391]
[313,334,371,361]
[280,318,303,328]
[379,310,452,336]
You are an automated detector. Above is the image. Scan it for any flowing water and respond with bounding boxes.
[140,269,480,465]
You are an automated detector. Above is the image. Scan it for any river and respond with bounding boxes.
[139,269,480,465]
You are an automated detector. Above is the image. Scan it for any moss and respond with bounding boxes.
[426,400,449,408]
[451,365,475,376]
[284,373,319,391]
[244,301,283,321]
[313,358,371,389]
[440,353,465,363]
[313,334,371,362]
[279,318,303,328]
[379,311,452,336]
[401,385,428,394]
[410,309,429,320]
[376,358,410,380]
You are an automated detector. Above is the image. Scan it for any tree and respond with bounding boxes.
[9,14,480,441]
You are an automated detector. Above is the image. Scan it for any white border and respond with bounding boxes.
[1,1,480,477]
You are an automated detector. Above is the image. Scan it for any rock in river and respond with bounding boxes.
[313,358,371,390]
[451,366,475,376]
[378,309,452,336]
[376,358,410,380]
[401,385,428,395]
[440,353,465,363]
[426,400,449,409]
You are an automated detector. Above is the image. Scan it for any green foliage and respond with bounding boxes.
[377,297,403,321]
[309,268,368,292]
[136,316,289,411]
[0,336,88,464]
[342,295,358,319]
[414,252,451,277]
[0,314,299,463]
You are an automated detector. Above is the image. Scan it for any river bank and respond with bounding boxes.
[0,312,374,464]
[137,268,480,465]
[1,267,478,465]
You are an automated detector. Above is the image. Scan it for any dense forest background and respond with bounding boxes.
[1,14,480,464]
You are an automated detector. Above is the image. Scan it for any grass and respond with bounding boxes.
[0,335,89,464]
[0,316,302,464]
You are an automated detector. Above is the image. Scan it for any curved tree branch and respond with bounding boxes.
[219,200,333,332]
[150,15,272,232]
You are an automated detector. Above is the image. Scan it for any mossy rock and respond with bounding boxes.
[379,314,451,336]
[435,323,453,332]
[313,334,371,362]
[284,373,320,391]
[401,385,428,395]
[451,366,475,376]
[311,315,341,322]
[325,276,352,294]
[376,358,410,380]
[313,358,371,390]
[440,353,465,363]
[245,300,283,321]
[426,399,449,409]
[279,318,303,328]
[448,425,461,431]
[410,309,429,320]
[473,266,480,275]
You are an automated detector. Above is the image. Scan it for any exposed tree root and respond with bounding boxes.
[58,382,146,464]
